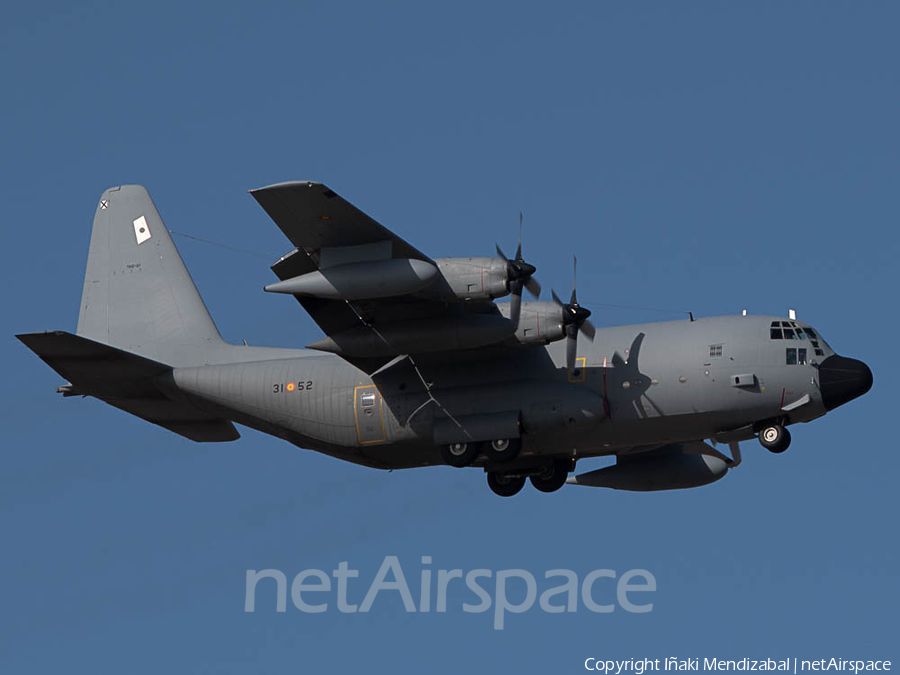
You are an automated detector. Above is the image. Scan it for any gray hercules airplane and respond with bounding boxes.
[18,183,873,496]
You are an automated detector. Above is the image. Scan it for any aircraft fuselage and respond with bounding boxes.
[166,314,867,472]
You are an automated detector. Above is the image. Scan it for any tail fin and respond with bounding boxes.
[77,185,225,363]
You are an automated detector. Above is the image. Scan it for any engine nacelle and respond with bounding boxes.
[498,301,565,345]
[569,444,728,491]
[433,257,509,300]
[264,258,438,300]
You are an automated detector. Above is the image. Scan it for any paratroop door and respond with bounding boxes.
[354,385,386,444]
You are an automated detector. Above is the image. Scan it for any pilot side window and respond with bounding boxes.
[785,348,808,365]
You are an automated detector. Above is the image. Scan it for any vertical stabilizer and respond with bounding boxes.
[77,185,225,363]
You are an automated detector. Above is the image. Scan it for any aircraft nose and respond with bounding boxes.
[819,355,873,410]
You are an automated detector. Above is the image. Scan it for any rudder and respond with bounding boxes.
[77,185,225,363]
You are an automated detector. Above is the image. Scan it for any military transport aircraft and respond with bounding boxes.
[17,183,873,496]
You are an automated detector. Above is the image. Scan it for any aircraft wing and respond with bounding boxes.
[250,181,432,264]
[253,182,506,373]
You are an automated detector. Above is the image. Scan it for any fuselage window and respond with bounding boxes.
[798,348,807,365]
[361,392,376,408]
[786,348,797,365]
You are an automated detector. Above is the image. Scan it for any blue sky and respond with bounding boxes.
[1,2,897,672]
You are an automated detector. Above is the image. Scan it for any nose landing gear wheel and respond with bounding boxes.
[486,438,522,463]
[440,441,482,467]
[529,460,570,493]
[487,472,526,497]
[758,425,791,454]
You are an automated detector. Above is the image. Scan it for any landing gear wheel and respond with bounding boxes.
[530,460,570,493]
[440,441,482,467]
[486,438,522,463]
[487,472,526,497]
[758,425,791,454]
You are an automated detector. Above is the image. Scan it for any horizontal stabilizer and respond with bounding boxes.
[17,331,238,442]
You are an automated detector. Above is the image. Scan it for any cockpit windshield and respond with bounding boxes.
[770,320,825,356]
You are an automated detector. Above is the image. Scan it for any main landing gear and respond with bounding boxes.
[529,459,570,493]
[758,423,791,454]
[486,459,571,497]
[440,441,482,468]
[440,438,521,467]
[487,472,527,497]
[439,438,567,497]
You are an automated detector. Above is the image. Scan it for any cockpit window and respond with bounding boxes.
[770,321,821,350]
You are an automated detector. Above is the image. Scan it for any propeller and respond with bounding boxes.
[496,211,541,329]
[551,256,596,373]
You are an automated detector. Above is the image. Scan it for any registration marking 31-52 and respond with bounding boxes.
[272,381,313,393]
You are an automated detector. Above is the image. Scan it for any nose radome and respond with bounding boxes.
[819,355,873,410]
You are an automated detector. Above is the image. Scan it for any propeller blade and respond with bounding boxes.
[566,331,578,373]
[580,319,596,341]
[525,276,542,298]
[495,244,509,262]
[509,283,522,330]
[570,256,578,305]
[551,289,564,307]
[515,211,523,261]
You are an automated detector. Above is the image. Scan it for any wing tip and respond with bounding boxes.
[250,180,324,194]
